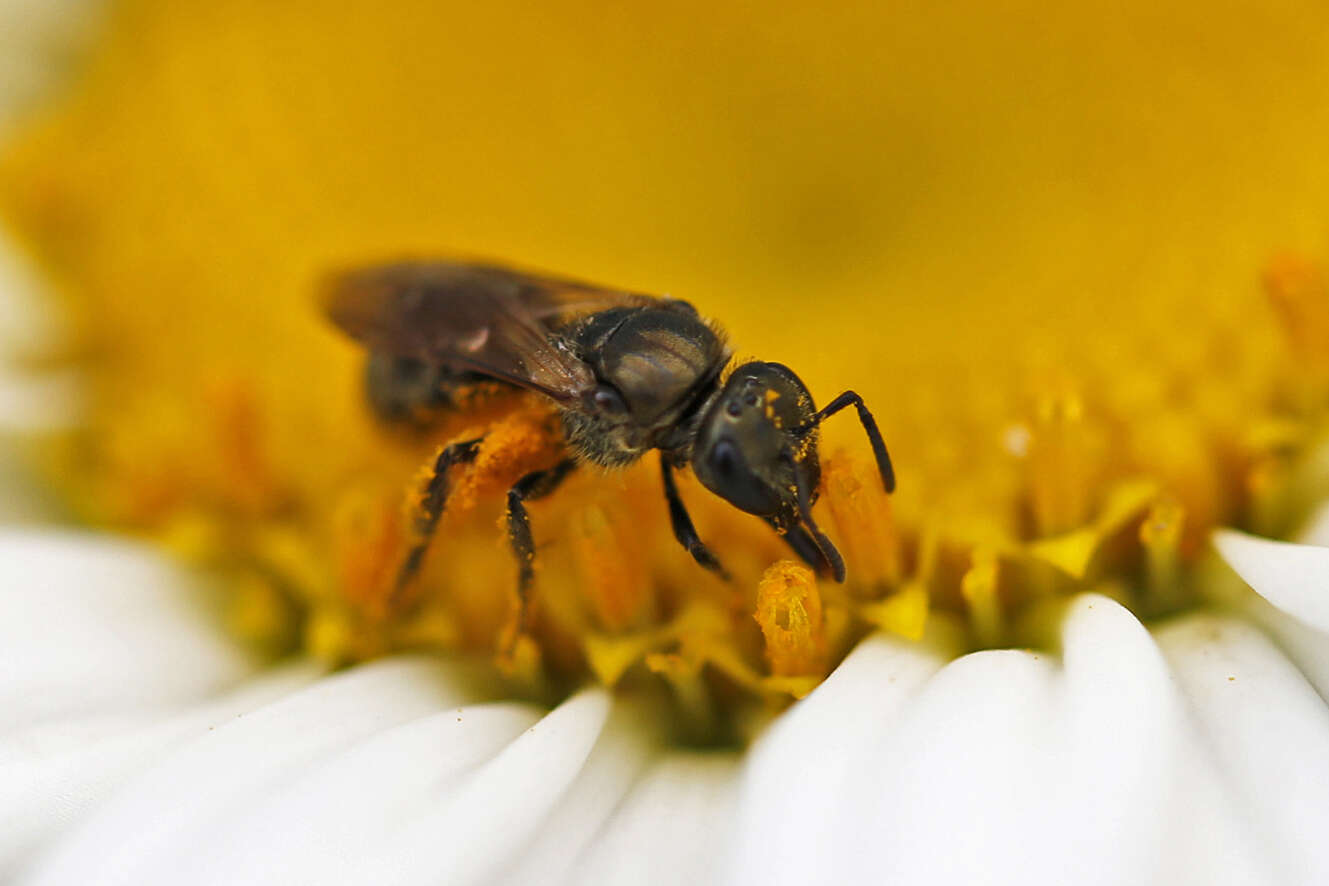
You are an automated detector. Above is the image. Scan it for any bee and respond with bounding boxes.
[324,261,895,631]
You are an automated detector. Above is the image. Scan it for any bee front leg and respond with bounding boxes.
[506,458,579,635]
[393,437,484,603]
[767,517,845,583]
[661,457,730,580]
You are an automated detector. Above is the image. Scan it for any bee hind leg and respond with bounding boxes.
[505,458,579,636]
[392,437,484,604]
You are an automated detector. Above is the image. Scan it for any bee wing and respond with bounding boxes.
[323,261,651,402]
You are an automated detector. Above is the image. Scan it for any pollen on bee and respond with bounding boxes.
[754,560,826,677]
[452,407,563,514]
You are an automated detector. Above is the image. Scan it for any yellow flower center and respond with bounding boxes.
[6,0,1329,741]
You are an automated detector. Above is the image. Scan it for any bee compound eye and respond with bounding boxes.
[699,436,783,517]
[592,384,628,415]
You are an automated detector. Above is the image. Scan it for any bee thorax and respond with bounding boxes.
[560,409,649,468]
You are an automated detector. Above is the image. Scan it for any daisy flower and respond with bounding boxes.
[4,1,1329,884]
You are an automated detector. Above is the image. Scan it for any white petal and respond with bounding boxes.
[1297,500,1329,549]
[1205,541,1329,710]
[9,533,1328,886]
[0,233,80,432]
[383,690,653,886]
[0,530,306,874]
[0,0,103,133]
[1055,599,1268,886]
[179,700,544,886]
[0,371,81,433]
[1213,528,1329,634]
[0,230,81,520]
[497,695,660,886]
[725,631,953,884]
[568,753,741,886]
[155,689,653,886]
[1158,615,1329,886]
[729,595,1277,886]
[19,656,492,886]
[0,530,257,731]
[0,663,320,877]
[830,645,1063,884]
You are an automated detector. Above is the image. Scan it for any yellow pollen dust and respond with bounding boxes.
[6,0,1329,738]
[754,561,827,678]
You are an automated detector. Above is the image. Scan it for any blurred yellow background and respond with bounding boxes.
[3,0,1328,542]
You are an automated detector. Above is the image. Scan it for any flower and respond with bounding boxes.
[6,0,1329,883]
[5,524,1329,884]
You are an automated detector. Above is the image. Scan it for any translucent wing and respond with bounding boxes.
[322,261,652,401]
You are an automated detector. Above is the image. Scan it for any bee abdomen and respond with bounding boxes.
[364,352,496,425]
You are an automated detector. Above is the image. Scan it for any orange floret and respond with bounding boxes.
[1264,253,1329,380]
[822,450,899,595]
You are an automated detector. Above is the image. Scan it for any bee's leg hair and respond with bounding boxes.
[392,437,484,603]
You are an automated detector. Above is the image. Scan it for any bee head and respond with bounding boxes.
[692,361,845,580]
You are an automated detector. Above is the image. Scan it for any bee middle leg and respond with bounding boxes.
[506,458,579,632]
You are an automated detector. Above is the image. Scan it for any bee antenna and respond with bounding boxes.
[805,391,895,494]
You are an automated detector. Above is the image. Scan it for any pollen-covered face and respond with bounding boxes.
[693,362,819,520]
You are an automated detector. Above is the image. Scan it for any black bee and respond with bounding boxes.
[324,261,894,627]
